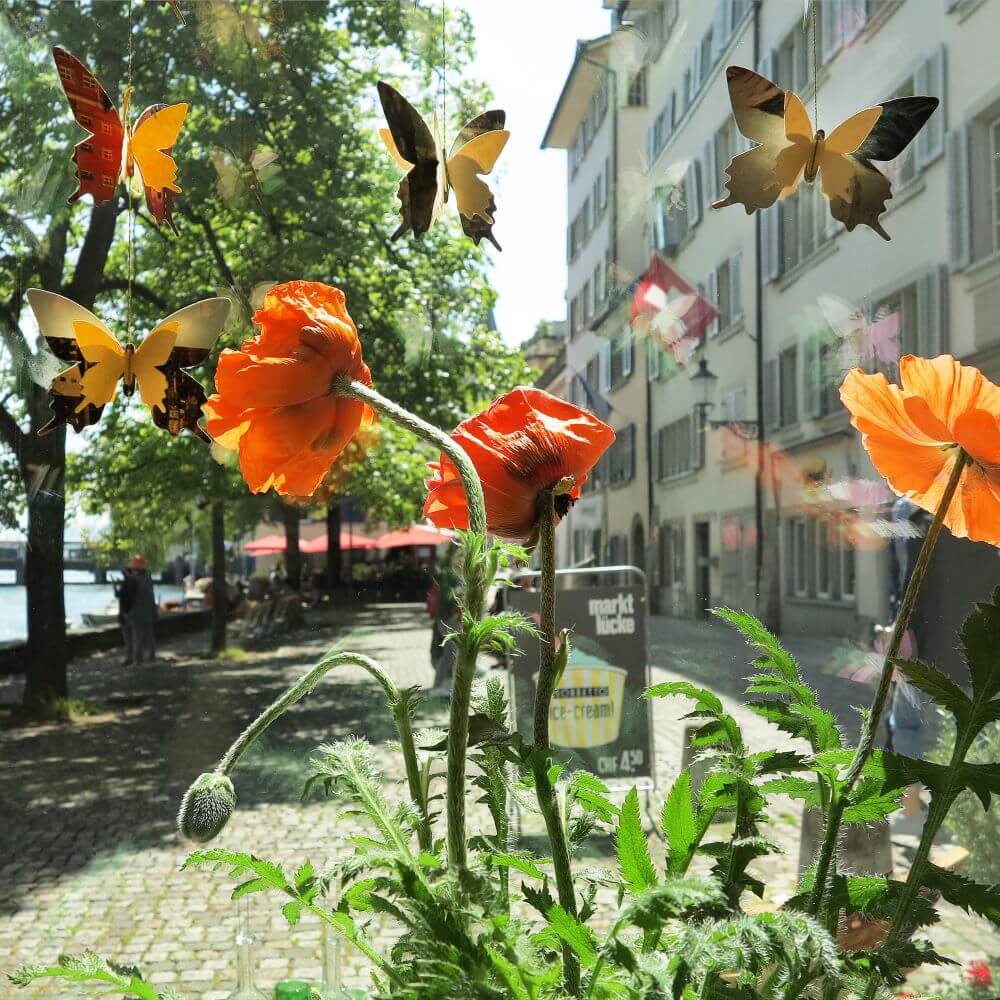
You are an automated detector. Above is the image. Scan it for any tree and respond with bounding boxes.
[1,1,528,702]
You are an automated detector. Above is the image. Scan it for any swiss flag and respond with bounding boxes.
[630,254,717,350]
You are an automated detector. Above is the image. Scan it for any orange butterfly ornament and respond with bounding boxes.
[52,47,188,232]
[713,66,938,240]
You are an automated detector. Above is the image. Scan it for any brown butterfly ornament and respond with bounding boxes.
[713,66,938,240]
[377,81,509,249]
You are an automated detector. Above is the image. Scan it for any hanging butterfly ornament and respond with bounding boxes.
[52,47,188,233]
[27,290,231,440]
[712,66,938,240]
[377,81,509,249]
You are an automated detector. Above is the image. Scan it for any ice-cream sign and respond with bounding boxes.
[588,592,637,636]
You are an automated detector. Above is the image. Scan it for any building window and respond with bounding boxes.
[609,332,634,388]
[656,414,698,480]
[991,116,1000,252]
[788,518,809,597]
[582,280,592,323]
[660,521,685,588]
[841,537,856,601]
[719,386,748,462]
[569,295,580,337]
[779,345,798,427]
[816,522,832,598]
[627,68,647,107]
[609,424,636,484]
[775,24,811,94]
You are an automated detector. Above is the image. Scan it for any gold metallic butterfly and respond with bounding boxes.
[377,81,509,249]
[27,289,230,439]
[713,66,938,240]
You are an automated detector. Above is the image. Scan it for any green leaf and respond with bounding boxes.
[488,948,531,1000]
[568,771,619,823]
[923,863,1000,926]
[231,877,272,900]
[7,953,160,1000]
[282,901,303,926]
[662,771,699,875]
[761,776,821,807]
[960,592,1000,707]
[546,905,598,968]
[644,680,723,715]
[895,658,972,725]
[713,607,800,683]
[618,876,727,930]
[616,787,657,893]
[491,852,550,881]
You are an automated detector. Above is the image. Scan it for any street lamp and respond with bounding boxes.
[689,356,761,440]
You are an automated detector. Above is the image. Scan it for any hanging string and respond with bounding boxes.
[439,0,446,149]
[811,0,820,128]
[125,0,135,344]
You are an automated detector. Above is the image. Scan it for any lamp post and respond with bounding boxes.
[690,357,761,440]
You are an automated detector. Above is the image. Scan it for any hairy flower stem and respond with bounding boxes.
[333,377,486,536]
[532,490,582,997]
[214,649,430,849]
[334,376,491,870]
[808,450,971,916]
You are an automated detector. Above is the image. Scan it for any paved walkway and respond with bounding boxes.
[0,608,994,998]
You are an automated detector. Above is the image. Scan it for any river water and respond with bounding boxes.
[0,572,184,642]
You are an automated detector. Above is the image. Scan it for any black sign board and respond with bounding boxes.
[506,580,654,784]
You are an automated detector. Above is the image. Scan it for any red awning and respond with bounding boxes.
[243,533,285,554]
[376,526,453,549]
[301,531,378,553]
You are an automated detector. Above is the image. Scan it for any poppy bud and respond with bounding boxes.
[177,772,236,843]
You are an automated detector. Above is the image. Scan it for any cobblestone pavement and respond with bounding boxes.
[0,607,996,999]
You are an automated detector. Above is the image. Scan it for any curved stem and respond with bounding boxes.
[334,376,486,536]
[213,648,430,848]
[808,450,970,915]
[531,490,581,997]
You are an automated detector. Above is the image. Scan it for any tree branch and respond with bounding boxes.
[181,207,252,318]
[64,202,117,309]
[0,401,25,455]
[99,277,170,312]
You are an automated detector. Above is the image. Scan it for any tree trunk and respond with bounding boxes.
[20,427,68,706]
[325,501,341,595]
[282,504,301,589]
[211,500,227,654]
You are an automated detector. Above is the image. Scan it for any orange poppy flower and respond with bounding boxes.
[423,387,615,542]
[204,280,374,496]
[840,355,1000,545]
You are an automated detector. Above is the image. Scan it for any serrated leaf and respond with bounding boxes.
[895,658,972,725]
[761,776,821,806]
[282,900,302,926]
[616,787,657,893]
[293,861,315,892]
[491,852,549,880]
[546,905,598,968]
[923,863,1000,926]
[522,881,556,917]
[961,593,1000,707]
[232,877,273,900]
[714,606,800,683]
[645,680,723,714]
[662,771,699,875]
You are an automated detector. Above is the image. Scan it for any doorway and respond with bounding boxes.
[631,519,645,575]
[695,521,711,619]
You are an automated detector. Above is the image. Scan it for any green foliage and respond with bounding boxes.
[7,952,178,999]
[616,787,657,894]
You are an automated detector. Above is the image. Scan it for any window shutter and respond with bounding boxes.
[798,316,822,419]
[603,157,611,209]
[764,358,780,431]
[947,126,971,270]
[707,268,720,337]
[762,204,783,281]
[628,424,637,479]
[916,46,946,168]
[711,0,728,63]
[600,343,612,393]
[692,411,705,470]
[821,0,841,62]
[729,251,743,319]
[688,159,703,227]
[623,332,634,378]
[704,138,717,205]
[917,266,946,357]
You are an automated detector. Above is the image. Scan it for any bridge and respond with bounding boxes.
[0,541,108,585]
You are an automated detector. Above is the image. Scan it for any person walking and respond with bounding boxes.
[127,554,158,665]
[114,566,137,665]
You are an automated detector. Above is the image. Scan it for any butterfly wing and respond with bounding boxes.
[52,47,124,206]
[128,102,187,194]
[377,81,441,238]
[133,103,181,232]
[825,97,938,240]
[26,288,113,433]
[74,320,126,412]
[713,66,803,214]
[446,130,509,249]
[147,298,231,438]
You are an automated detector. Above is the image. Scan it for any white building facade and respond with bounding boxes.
[545,0,1000,639]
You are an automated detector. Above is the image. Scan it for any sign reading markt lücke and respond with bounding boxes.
[506,580,654,785]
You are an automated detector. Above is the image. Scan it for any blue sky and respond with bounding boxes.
[458,1,611,344]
